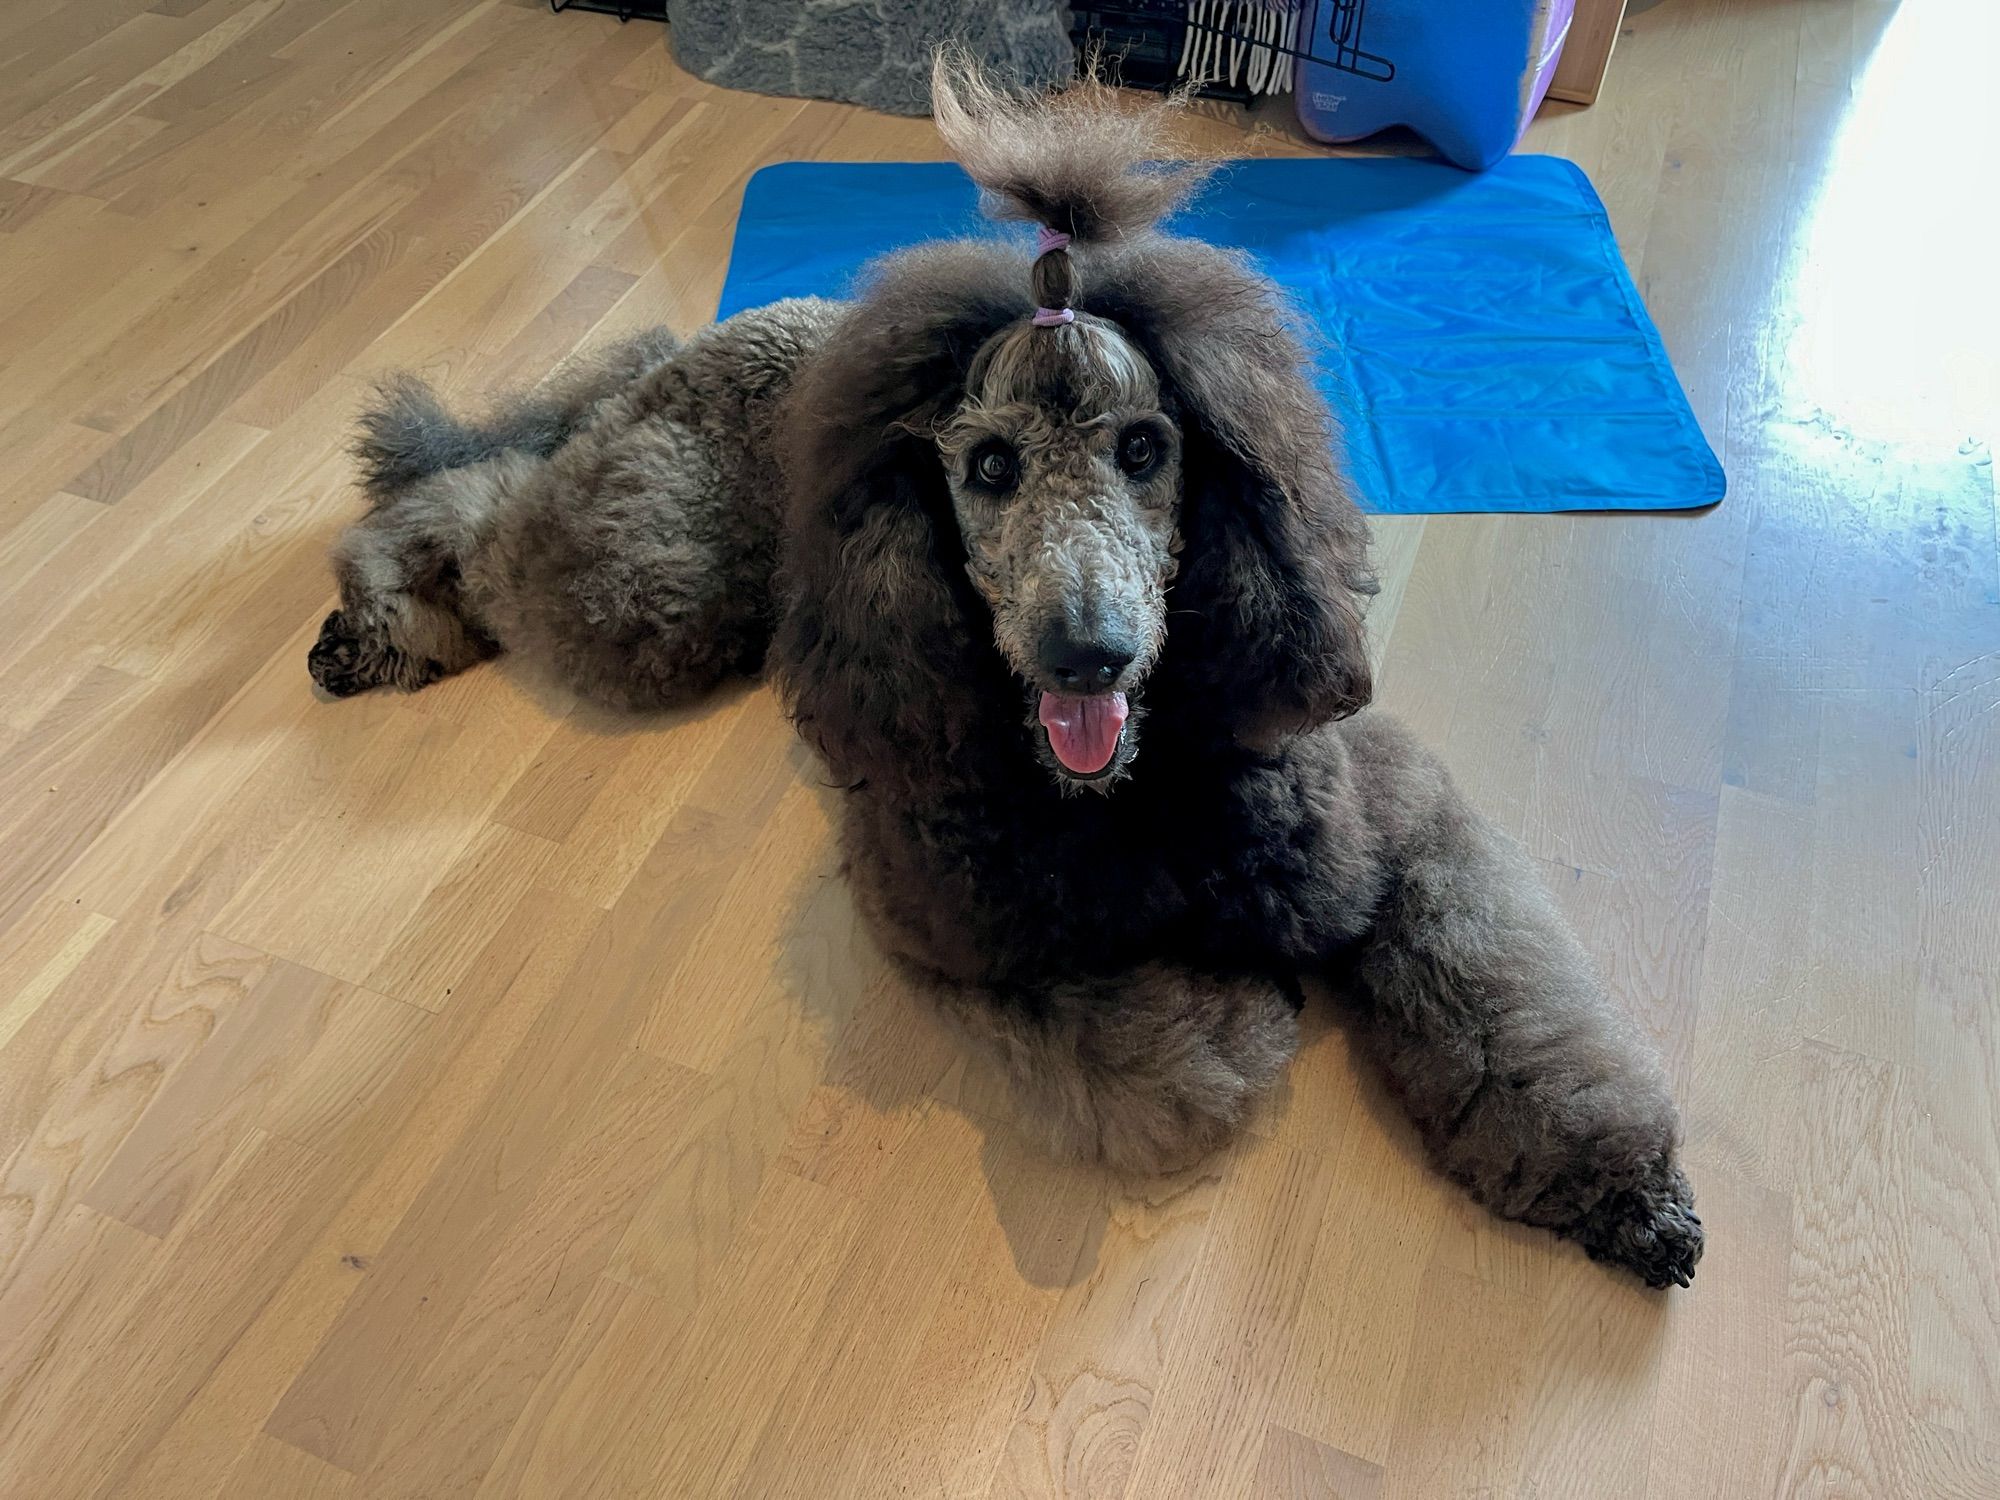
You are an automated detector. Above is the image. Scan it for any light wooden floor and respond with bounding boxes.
[2,1,1996,1495]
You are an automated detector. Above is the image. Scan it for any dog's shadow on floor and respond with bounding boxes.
[769,776,1142,1292]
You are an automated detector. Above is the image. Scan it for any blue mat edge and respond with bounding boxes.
[1538,156,1726,510]
[718,156,1726,516]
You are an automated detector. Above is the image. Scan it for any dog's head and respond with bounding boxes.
[936,307,1181,782]
[775,60,1376,794]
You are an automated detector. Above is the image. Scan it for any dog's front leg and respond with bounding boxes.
[1340,733,1704,1287]
[930,964,1300,1175]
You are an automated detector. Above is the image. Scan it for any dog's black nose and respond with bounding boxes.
[1039,623,1136,689]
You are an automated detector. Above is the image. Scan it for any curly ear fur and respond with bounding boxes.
[772,243,1026,785]
[1091,237,1378,742]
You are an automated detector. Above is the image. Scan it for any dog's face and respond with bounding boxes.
[937,315,1182,789]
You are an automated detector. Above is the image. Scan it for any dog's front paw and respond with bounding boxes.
[1572,1159,1704,1289]
[308,611,374,698]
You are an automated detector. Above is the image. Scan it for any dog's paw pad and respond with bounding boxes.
[1579,1163,1704,1289]
[309,611,378,697]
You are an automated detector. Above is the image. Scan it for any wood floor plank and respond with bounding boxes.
[80,956,362,1237]
[0,1128,335,1499]
[0,416,269,720]
[1645,1163,1794,1497]
[833,1124,1109,1500]
[1265,1056,1450,1465]
[50,618,403,930]
[1777,1043,1924,1496]
[1908,654,2000,1439]
[0,901,116,1056]
[361,822,560,1012]
[0,921,275,1264]
[731,1103,996,1495]
[1121,1139,1340,1499]
[215,1434,356,1500]
[358,1048,704,1500]
[0,1203,157,1436]
[210,691,556,984]
[118,881,627,1500]
[77,909,590,1494]
[487,1169,864,1500]
[1372,1269,1547,1500]
[262,895,664,1471]
[985,1159,1225,1500]
[1253,1426,1385,1500]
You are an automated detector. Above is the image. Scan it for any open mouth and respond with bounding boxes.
[1037,690,1129,779]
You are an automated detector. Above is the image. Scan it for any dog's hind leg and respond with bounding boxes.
[932,963,1300,1174]
[310,459,515,698]
[315,336,679,700]
[1340,726,1703,1287]
[308,574,496,698]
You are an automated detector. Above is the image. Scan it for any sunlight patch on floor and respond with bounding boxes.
[1782,0,1999,456]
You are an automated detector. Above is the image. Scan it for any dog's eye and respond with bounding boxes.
[971,444,1017,489]
[1118,428,1158,476]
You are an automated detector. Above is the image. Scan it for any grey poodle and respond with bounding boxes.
[312,59,1702,1288]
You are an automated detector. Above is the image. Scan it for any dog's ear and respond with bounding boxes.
[774,443,991,788]
[773,248,1022,785]
[1097,242,1377,743]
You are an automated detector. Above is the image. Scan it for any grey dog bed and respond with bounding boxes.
[666,0,1075,115]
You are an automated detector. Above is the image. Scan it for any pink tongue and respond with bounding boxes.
[1037,691,1129,774]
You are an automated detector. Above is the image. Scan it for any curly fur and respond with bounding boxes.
[349,327,682,495]
[935,965,1301,1174]
[312,61,1701,1288]
[313,302,841,707]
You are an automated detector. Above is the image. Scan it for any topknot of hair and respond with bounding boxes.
[1030,241,1075,312]
[929,47,1211,246]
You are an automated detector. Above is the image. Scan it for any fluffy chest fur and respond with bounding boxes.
[836,722,1389,990]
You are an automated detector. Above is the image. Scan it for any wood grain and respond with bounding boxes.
[1,0,1995,1495]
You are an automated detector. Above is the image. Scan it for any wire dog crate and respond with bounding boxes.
[549,0,666,23]
[544,0,1399,105]
[1074,0,1395,105]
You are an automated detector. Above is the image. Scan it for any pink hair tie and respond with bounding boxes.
[1033,226,1074,325]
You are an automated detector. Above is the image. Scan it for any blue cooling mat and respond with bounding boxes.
[716,156,1723,515]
